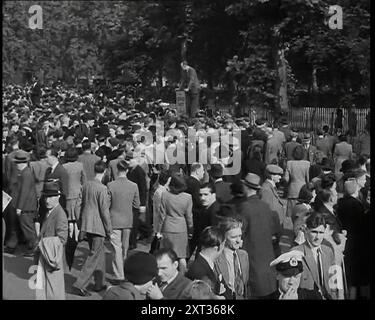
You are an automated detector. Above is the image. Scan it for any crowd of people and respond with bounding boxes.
[2,80,371,300]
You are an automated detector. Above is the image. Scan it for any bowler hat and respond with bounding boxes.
[42,180,63,197]
[241,173,261,190]
[14,150,30,163]
[123,251,158,285]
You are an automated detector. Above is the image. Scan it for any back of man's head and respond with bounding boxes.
[199,226,224,250]
[94,160,106,174]
[82,140,91,151]
[305,212,326,230]
[117,159,129,173]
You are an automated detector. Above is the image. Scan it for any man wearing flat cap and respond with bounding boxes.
[236,173,280,299]
[270,250,322,299]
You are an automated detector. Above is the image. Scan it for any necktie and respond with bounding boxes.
[160,281,168,292]
[45,166,52,178]
[317,248,324,289]
[233,251,243,298]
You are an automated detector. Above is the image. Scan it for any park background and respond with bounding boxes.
[3,0,370,129]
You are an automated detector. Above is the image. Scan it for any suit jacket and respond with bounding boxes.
[185,175,203,213]
[293,242,337,300]
[78,152,101,181]
[275,287,322,300]
[103,282,145,300]
[285,160,310,198]
[107,176,140,229]
[333,142,352,160]
[316,137,333,158]
[108,157,123,182]
[186,254,221,296]
[14,166,38,212]
[30,160,49,198]
[214,179,233,203]
[303,145,318,164]
[158,191,193,233]
[260,180,284,226]
[80,179,112,237]
[39,204,68,245]
[36,129,51,148]
[244,158,266,182]
[127,165,147,206]
[52,139,68,152]
[162,272,193,300]
[45,163,69,198]
[265,136,282,165]
[62,161,86,199]
[214,249,250,299]
[234,195,278,297]
[75,124,95,142]
[179,67,200,94]
[279,125,292,142]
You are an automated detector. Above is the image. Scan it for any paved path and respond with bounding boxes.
[3,240,150,300]
[3,199,294,300]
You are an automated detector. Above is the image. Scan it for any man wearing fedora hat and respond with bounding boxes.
[8,150,39,256]
[302,133,318,165]
[36,180,68,299]
[237,173,280,299]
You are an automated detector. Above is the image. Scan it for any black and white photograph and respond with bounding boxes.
[2,0,370,303]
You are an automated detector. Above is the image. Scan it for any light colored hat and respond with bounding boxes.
[270,250,304,276]
[266,164,283,175]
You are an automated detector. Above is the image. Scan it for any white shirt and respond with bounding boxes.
[266,178,276,188]
[307,241,322,264]
[223,247,240,291]
[199,252,215,270]
[50,161,59,174]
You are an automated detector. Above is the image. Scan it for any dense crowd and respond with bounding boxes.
[2,80,371,300]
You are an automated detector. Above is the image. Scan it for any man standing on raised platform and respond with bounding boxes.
[179,61,200,118]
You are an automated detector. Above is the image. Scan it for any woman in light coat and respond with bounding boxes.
[284,145,310,218]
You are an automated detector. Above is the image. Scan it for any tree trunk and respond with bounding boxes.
[272,30,289,112]
[158,68,163,88]
[311,65,318,108]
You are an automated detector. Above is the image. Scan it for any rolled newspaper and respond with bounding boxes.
[2,191,12,213]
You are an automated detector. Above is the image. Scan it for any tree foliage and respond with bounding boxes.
[3,0,370,107]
